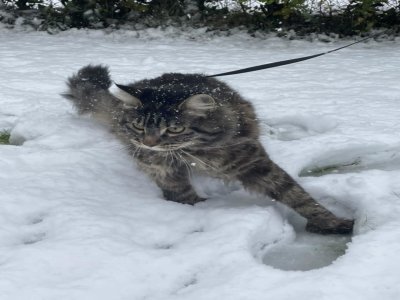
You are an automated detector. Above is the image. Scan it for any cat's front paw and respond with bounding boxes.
[164,192,207,206]
[306,218,354,235]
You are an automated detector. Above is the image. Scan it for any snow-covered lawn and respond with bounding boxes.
[0,28,399,300]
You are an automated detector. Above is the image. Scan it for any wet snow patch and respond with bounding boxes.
[262,232,351,271]
[300,146,400,177]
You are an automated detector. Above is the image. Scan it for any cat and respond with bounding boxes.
[64,64,354,234]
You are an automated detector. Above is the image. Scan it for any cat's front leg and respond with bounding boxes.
[235,144,354,234]
[151,166,205,205]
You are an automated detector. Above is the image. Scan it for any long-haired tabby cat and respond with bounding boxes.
[64,65,353,234]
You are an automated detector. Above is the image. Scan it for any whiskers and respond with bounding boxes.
[175,151,193,175]
[132,143,144,158]
[161,150,191,175]
[126,139,145,158]
[128,139,195,173]
[128,138,224,175]
[129,140,195,152]
[103,135,229,176]
[180,149,221,174]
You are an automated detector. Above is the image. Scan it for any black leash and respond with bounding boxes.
[207,33,381,78]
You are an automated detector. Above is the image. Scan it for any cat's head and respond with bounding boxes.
[113,83,225,152]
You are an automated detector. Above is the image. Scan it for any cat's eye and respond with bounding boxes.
[131,119,144,131]
[167,125,185,134]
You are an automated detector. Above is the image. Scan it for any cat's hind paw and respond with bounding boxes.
[306,218,354,235]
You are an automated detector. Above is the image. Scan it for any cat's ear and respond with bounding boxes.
[179,94,216,116]
[113,83,142,109]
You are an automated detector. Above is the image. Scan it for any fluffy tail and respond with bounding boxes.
[63,65,113,114]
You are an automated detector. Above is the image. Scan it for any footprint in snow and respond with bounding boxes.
[21,214,47,245]
[262,115,338,141]
[22,232,46,245]
[258,203,353,271]
[262,231,351,271]
[263,145,400,271]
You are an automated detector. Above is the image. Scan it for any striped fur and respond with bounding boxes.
[64,65,354,234]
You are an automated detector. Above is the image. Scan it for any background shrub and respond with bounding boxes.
[1,0,399,35]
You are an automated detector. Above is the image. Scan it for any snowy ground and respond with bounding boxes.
[0,28,399,300]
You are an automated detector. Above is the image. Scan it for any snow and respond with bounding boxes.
[0,28,400,299]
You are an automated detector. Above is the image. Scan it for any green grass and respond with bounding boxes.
[0,131,11,145]
[299,159,362,177]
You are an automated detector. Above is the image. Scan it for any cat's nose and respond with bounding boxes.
[143,135,160,147]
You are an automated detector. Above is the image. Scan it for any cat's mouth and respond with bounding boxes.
[130,139,193,152]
